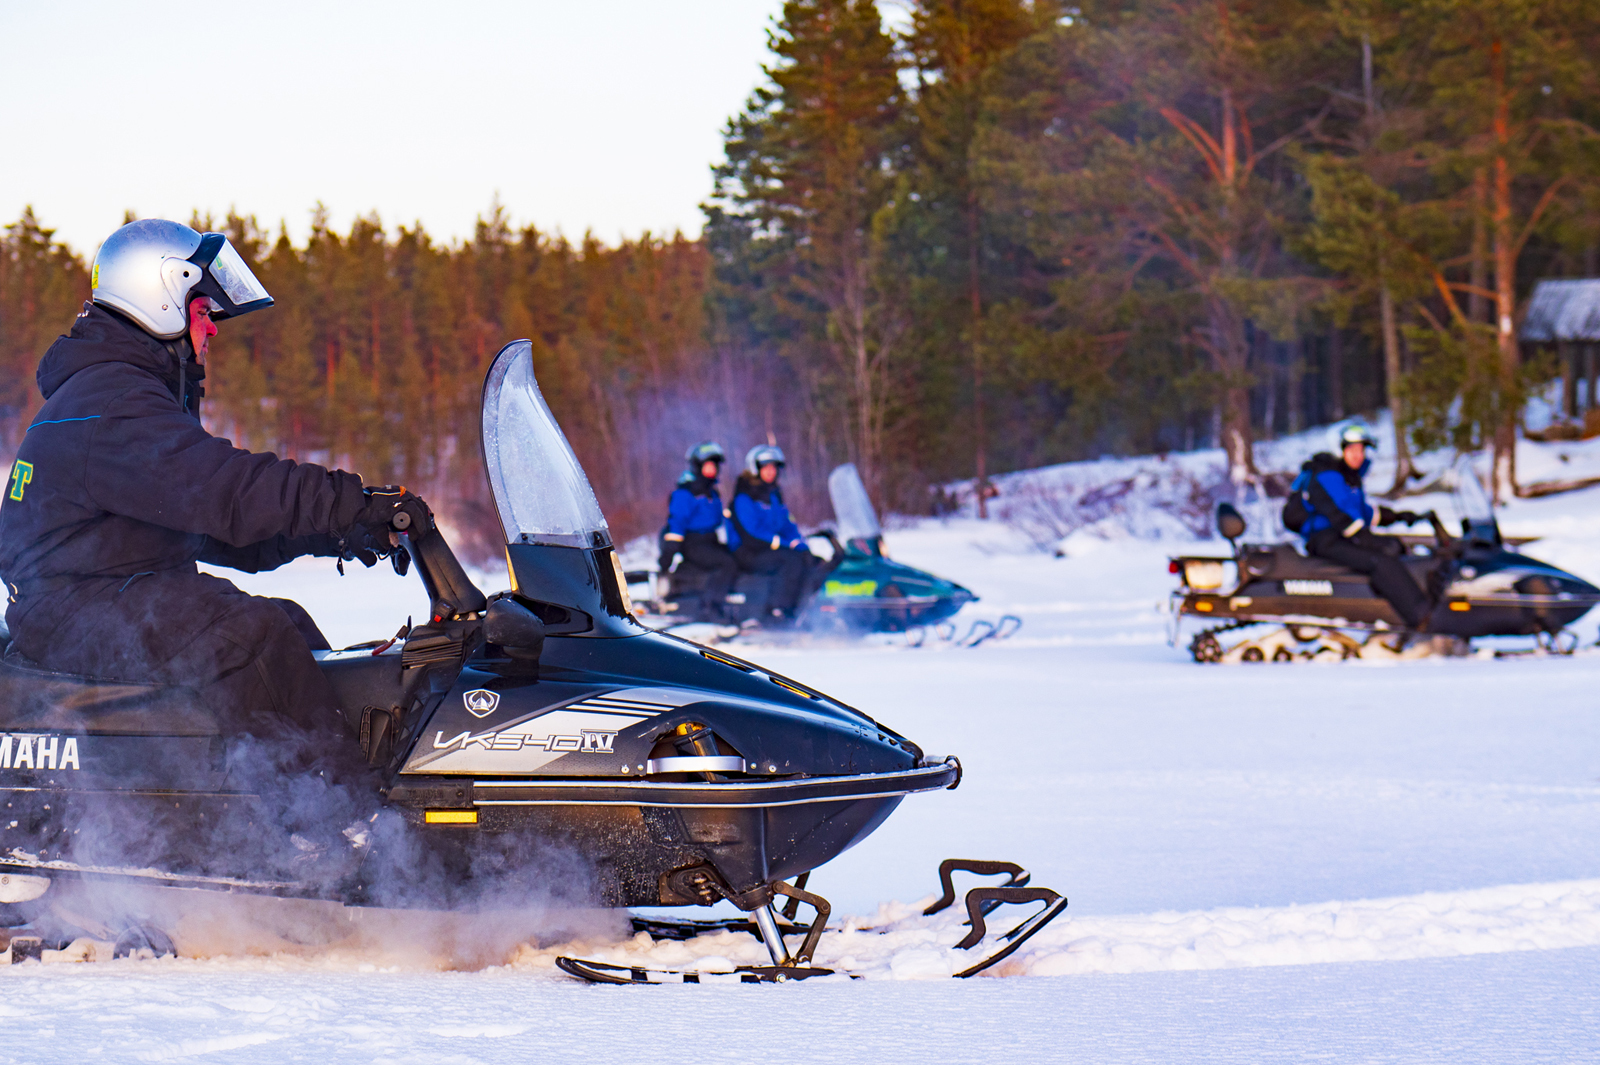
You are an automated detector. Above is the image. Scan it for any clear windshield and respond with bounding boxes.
[1452,455,1494,523]
[828,463,881,541]
[204,237,272,309]
[482,340,610,548]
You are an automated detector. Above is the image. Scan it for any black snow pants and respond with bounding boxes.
[8,567,369,786]
[676,532,738,621]
[735,544,814,617]
[1306,529,1429,628]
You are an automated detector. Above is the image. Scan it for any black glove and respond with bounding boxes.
[334,527,385,568]
[355,486,434,544]
[658,535,680,574]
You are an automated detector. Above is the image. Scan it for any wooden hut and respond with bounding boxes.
[1521,279,1600,429]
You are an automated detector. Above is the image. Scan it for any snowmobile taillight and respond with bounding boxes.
[1168,560,1180,574]
[425,810,478,825]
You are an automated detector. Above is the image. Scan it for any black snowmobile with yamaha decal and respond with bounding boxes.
[1168,459,1600,662]
[0,340,1063,980]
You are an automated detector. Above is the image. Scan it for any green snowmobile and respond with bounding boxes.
[632,464,976,633]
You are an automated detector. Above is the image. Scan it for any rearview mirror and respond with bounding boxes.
[1216,502,1247,542]
[485,596,546,662]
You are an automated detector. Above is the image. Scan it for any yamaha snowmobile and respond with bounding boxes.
[1169,459,1600,662]
[632,463,977,634]
[0,340,1063,980]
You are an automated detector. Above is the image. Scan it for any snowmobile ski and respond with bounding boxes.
[554,957,839,984]
[561,859,1069,984]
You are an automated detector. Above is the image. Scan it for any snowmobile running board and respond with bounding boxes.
[557,859,1068,984]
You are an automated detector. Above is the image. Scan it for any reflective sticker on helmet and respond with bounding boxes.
[91,264,99,290]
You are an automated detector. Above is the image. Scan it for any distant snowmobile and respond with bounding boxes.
[1169,459,1600,662]
[632,463,978,635]
[0,340,1062,980]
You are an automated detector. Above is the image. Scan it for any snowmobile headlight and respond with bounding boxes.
[1183,560,1226,590]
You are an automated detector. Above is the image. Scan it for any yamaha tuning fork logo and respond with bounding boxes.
[463,689,501,718]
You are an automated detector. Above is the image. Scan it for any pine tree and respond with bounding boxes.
[712,0,905,497]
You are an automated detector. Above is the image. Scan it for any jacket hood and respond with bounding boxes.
[735,471,778,503]
[37,303,183,401]
[679,472,719,497]
[1309,450,1369,481]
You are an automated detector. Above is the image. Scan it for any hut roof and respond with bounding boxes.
[1521,279,1600,342]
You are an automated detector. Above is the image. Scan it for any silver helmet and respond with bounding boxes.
[90,219,274,339]
[745,443,786,476]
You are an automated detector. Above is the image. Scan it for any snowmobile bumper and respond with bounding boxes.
[388,756,961,810]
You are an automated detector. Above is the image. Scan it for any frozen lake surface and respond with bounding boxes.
[7,439,1600,1062]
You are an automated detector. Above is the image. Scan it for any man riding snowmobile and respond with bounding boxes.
[1287,423,1433,630]
[0,219,426,793]
[658,441,737,622]
[729,444,818,625]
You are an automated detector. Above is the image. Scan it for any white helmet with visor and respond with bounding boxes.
[1334,422,1378,451]
[90,219,274,339]
[745,444,787,476]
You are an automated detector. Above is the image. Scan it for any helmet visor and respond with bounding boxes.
[207,239,271,313]
[189,234,273,319]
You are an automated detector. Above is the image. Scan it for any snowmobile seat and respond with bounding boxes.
[1241,544,1360,582]
[0,652,219,736]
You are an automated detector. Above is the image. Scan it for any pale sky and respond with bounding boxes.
[0,1,786,258]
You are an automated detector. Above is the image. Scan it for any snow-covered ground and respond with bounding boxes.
[7,436,1600,1062]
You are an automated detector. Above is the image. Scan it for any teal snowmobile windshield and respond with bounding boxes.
[481,340,611,548]
[828,463,881,542]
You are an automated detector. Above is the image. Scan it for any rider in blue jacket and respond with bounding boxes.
[659,442,737,622]
[1298,423,1432,629]
[729,444,816,623]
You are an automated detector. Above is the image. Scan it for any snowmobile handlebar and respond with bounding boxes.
[392,514,489,623]
[1423,510,1452,551]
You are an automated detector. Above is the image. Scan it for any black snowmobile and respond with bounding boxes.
[1169,459,1600,662]
[632,463,978,634]
[0,340,1063,980]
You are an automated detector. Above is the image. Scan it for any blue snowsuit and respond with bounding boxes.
[729,487,803,552]
[665,476,729,540]
[1297,452,1428,627]
[729,473,813,617]
[1300,454,1375,537]
[659,472,736,621]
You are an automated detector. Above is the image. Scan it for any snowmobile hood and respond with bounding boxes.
[36,304,182,400]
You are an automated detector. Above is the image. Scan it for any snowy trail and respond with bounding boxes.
[7,948,1598,1064]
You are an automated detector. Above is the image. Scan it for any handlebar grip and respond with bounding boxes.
[392,512,412,531]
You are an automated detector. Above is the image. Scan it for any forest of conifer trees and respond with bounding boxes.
[3,0,1600,555]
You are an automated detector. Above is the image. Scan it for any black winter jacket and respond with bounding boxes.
[0,304,367,642]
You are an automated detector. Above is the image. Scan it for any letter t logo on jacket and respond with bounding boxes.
[8,461,33,501]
